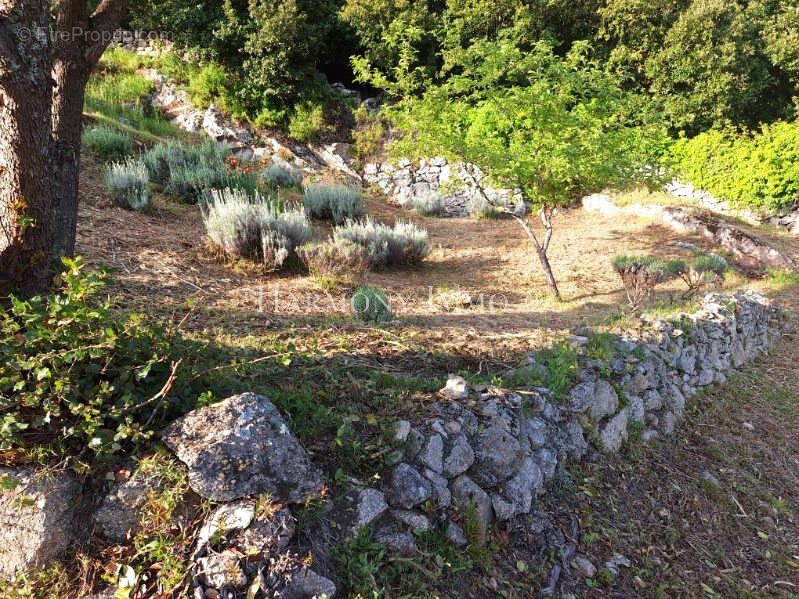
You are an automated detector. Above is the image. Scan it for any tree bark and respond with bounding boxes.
[0,0,127,295]
[0,2,58,295]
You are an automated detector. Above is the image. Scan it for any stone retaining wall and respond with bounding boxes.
[347,291,782,549]
[363,159,522,217]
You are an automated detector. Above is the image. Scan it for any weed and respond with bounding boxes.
[288,102,333,142]
[535,342,579,399]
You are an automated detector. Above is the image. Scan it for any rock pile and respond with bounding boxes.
[344,291,781,548]
[583,194,795,270]
[666,179,799,234]
[363,158,522,217]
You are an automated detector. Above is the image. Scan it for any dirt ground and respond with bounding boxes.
[76,153,798,363]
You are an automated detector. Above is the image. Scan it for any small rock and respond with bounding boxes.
[450,475,493,542]
[641,430,659,442]
[423,469,451,508]
[662,411,677,435]
[351,488,388,534]
[444,520,468,547]
[599,408,629,453]
[417,434,444,473]
[394,420,411,442]
[161,393,323,502]
[0,469,79,581]
[386,464,431,509]
[280,567,337,599]
[197,551,246,589]
[572,555,596,578]
[392,509,431,531]
[443,433,475,477]
[742,422,755,432]
[94,470,162,542]
[375,530,417,556]
[440,374,469,400]
[471,424,521,487]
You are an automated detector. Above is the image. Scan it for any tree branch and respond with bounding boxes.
[85,0,129,65]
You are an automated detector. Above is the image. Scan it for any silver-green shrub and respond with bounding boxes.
[201,188,311,269]
[333,217,429,267]
[467,195,498,219]
[263,163,303,188]
[82,125,133,161]
[303,184,365,224]
[412,193,446,216]
[103,158,149,210]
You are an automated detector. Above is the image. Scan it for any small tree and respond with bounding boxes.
[357,38,668,299]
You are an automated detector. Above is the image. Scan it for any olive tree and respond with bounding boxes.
[360,38,667,299]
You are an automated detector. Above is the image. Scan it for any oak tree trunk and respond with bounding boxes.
[0,2,57,295]
[0,0,127,295]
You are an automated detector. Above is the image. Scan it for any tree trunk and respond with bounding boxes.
[0,2,57,295]
[535,244,561,300]
[0,0,127,295]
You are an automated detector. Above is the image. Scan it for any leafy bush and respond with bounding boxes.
[612,255,671,309]
[263,163,303,188]
[296,240,370,278]
[288,102,333,142]
[104,158,150,210]
[303,184,365,224]
[0,258,174,461]
[82,125,134,161]
[666,255,728,296]
[202,188,311,269]
[187,62,228,108]
[351,286,392,323]
[467,195,498,219]
[333,217,429,268]
[412,193,446,216]
[351,106,385,165]
[670,120,799,212]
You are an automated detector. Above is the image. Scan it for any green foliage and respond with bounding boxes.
[351,286,393,323]
[411,193,446,216]
[262,163,304,189]
[303,184,365,224]
[613,255,671,308]
[187,62,229,109]
[587,332,616,363]
[103,158,150,210]
[0,258,174,462]
[351,106,386,165]
[667,255,728,296]
[333,217,430,268]
[645,0,779,134]
[201,188,311,270]
[535,342,579,398]
[287,102,334,142]
[670,121,799,212]
[81,125,134,161]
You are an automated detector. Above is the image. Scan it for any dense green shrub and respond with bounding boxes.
[333,217,429,267]
[0,258,174,461]
[82,125,134,161]
[288,102,333,142]
[201,188,311,269]
[670,120,799,212]
[351,286,393,323]
[104,158,150,210]
[187,62,229,109]
[303,184,365,224]
[612,255,671,308]
[297,240,370,277]
[263,163,304,188]
[412,193,446,216]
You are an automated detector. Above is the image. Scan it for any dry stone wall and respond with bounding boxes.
[347,291,782,549]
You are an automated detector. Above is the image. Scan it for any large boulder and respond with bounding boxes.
[161,393,323,502]
[0,469,79,580]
